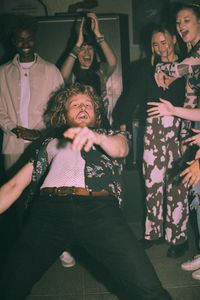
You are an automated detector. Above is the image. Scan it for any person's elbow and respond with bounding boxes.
[0,182,16,214]
[115,136,129,157]
[111,56,117,70]
[120,143,129,157]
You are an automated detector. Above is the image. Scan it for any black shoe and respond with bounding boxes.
[167,241,188,258]
[140,237,164,249]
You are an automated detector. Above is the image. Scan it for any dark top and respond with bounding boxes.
[156,40,200,99]
[113,58,186,129]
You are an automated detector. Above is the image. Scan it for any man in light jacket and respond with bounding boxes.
[0,15,63,225]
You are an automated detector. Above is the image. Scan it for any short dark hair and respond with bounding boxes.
[11,15,38,39]
[43,83,102,129]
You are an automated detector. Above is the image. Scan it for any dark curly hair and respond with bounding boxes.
[43,83,102,130]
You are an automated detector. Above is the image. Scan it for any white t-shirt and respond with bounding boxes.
[20,61,35,142]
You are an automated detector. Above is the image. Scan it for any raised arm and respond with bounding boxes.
[61,18,84,83]
[88,12,117,76]
[0,163,33,214]
[63,127,129,158]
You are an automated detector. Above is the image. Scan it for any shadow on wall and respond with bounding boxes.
[0,14,21,65]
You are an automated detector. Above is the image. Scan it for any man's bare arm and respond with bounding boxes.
[0,163,33,214]
[63,127,129,157]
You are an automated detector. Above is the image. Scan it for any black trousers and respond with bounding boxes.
[1,194,173,300]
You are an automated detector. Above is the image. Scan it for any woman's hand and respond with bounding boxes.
[87,12,102,37]
[154,72,170,90]
[184,129,200,147]
[180,159,200,187]
[76,17,84,47]
[147,98,175,117]
[195,149,200,160]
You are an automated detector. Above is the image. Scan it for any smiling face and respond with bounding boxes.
[13,29,35,62]
[176,8,200,46]
[65,93,96,127]
[78,44,94,69]
[151,30,176,62]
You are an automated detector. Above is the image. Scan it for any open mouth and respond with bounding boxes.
[181,30,189,39]
[22,48,32,54]
[83,57,91,63]
[77,112,89,120]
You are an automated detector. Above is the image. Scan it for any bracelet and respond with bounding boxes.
[96,35,104,43]
[69,52,77,60]
[73,45,81,55]
[69,45,81,59]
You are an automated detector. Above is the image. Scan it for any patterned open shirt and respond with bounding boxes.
[28,128,128,207]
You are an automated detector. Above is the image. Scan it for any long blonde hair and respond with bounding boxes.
[151,24,179,66]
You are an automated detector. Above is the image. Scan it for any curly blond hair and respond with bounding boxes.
[43,83,102,129]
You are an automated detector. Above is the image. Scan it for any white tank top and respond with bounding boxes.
[40,138,85,188]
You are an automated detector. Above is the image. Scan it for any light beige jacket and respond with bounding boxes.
[0,54,64,155]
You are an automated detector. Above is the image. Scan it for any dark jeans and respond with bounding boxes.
[1,194,172,300]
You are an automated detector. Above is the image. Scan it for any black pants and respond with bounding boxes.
[1,194,173,300]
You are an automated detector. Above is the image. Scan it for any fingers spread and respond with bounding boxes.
[63,127,97,151]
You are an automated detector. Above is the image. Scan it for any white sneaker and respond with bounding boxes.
[192,269,200,280]
[59,251,75,268]
[181,254,200,271]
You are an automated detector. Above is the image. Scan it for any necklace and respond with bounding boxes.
[19,54,36,77]
[20,62,34,77]
[21,67,29,77]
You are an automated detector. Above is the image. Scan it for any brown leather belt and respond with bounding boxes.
[40,186,111,197]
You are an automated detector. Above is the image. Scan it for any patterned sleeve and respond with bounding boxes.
[184,77,198,108]
[94,128,131,139]
[31,137,52,182]
[155,43,200,78]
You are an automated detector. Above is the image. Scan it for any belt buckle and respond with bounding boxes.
[55,187,68,196]
[54,187,60,195]
[70,186,76,195]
